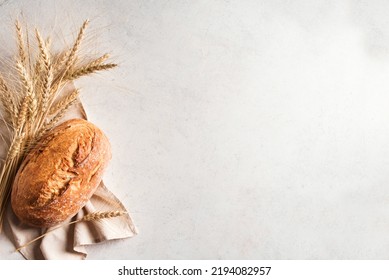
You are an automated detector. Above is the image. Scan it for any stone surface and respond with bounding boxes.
[1,0,389,259]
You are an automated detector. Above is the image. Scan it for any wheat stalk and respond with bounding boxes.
[0,19,117,232]
[15,211,127,251]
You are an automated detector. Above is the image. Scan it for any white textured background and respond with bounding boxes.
[1,0,389,259]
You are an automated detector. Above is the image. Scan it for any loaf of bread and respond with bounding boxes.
[11,118,111,227]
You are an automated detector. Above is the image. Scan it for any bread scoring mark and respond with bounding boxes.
[72,131,95,167]
[34,158,78,207]
[87,162,101,183]
[34,131,94,208]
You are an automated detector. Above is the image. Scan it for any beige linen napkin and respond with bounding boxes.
[2,85,137,259]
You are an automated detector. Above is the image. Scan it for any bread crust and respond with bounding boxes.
[11,118,111,227]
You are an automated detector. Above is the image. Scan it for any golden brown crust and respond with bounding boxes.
[11,118,111,227]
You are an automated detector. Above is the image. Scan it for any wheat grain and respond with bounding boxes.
[15,96,29,130]
[53,50,70,73]
[67,63,117,80]
[65,53,112,79]
[49,89,79,116]
[16,61,37,121]
[35,29,53,114]
[15,20,26,67]
[82,211,127,222]
[63,19,89,74]
[91,53,110,66]
[0,74,18,126]
[7,133,25,159]
[35,29,51,69]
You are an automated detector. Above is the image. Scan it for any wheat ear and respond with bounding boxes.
[15,20,27,66]
[66,53,110,78]
[15,96,29,130]
[0,75,18,126]
[15,211,127,251]
[49,88,79,116]
[16,61,37,121]
[35,28,53,114]
[7,133,25,159]
[51,19,89,92]
[61,19,89,77]
[67,63,117,80]
[81,211,127,221]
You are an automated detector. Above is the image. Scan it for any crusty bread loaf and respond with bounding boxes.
[11,118,111,227]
